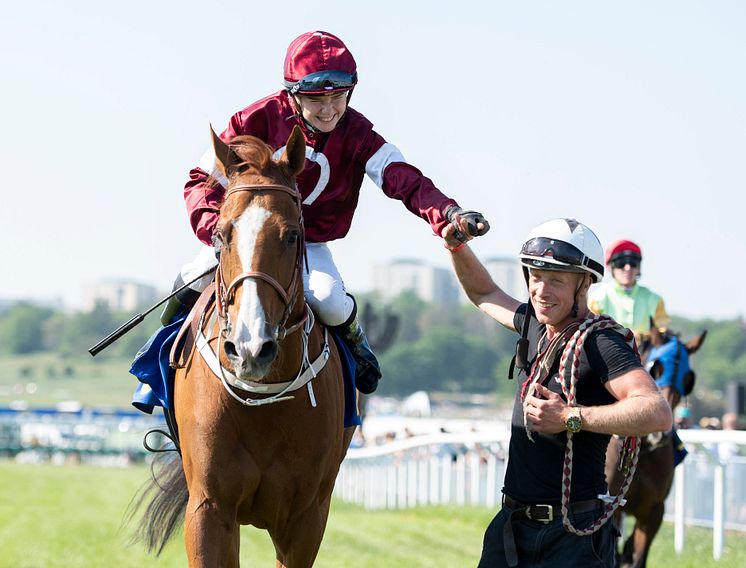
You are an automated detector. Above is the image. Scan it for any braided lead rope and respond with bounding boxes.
[557,314,640,535]
[522,325,580,442]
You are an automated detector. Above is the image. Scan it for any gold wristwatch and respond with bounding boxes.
[565,407,582,433]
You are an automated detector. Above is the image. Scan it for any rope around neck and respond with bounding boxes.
[557,314,640,535]
[521,322,580,441]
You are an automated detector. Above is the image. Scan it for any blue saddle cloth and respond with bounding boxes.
[672,427,688,467]
[129,314,360,428]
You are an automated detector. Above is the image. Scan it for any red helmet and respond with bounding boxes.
[605,239,642,265]
[283,31,358,95]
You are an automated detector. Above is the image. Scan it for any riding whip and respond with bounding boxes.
[87,265,216,357]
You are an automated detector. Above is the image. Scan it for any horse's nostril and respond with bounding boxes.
[224,340,238,359]
[256,341,278,364]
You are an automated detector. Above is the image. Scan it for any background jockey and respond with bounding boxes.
[588,239,670,341]
[162,30,490,394]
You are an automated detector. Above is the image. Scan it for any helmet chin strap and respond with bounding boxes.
[571,274,591,319]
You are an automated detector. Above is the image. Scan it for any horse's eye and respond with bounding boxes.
[286,230,299,246]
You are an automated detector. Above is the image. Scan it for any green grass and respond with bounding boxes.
[0,353,138,409]
[0,461,745,567]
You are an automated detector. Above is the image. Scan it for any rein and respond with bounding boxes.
[203,182,329,406]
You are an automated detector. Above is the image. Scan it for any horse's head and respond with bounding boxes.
[641,323,707,411]
[211,125,307,379]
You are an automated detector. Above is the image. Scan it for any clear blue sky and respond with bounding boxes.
[2,1,744,320]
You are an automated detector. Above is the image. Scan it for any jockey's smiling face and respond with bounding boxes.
[528,269,590,332]
[294,91,348,132]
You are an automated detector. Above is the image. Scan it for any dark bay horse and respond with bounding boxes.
[134,126,354,567]
[606,325,706,568]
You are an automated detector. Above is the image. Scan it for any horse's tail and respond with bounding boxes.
[124,453,188,555]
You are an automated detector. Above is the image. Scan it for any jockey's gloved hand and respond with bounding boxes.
[445,206,491,243]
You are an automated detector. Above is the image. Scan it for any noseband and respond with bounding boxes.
[215,183,308,341]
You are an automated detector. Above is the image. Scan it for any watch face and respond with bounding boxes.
[566,415,582,433]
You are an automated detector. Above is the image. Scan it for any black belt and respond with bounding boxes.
[502,495,601,567]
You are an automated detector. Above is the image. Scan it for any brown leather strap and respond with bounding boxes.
[170,281,216,369]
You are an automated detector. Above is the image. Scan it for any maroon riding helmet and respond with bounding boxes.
[283,31,358,95]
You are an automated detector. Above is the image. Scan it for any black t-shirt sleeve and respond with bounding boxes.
[513,303,528,331]
[584,329,643,383]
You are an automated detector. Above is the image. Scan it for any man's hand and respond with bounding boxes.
[524,384,572,434]
[445,206,490,243]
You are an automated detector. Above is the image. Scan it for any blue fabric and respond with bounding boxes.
[647,337,690,396]
[129,315,360,427]
[129,311,187,414]
[672,427,688,467]
[330,330,362,428]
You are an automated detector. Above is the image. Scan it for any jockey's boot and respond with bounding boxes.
[161,247,219,325]
[160,285,200,326]
[333,299,382,394]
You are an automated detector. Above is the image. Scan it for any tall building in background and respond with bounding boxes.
[374,257,526,305]
[82,280,158,312]
[374,259,460,304]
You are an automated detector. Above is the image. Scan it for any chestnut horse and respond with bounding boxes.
[606,326,706,568]
[134,126,354,567]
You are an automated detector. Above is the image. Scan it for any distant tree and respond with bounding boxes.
[691,321,746,389]
[110,315,157,359]
[0,302,55,354]
[379,327,500,395]
[41,312,68,351]
[57,301,118,357]
[385,290,428,343]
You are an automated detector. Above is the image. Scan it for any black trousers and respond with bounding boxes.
[477,502,617,567]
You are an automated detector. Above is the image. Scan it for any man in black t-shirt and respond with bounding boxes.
[441,217,672,567]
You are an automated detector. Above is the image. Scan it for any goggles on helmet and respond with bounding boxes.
[610,257,640,270]
[285,70,357,95]
[521,237,604,277]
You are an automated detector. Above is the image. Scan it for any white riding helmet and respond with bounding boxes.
[519,218,605,283]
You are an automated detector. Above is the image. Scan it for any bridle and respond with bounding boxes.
[215,183,308,344]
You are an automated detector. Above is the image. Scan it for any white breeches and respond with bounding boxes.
[179,242,354,327]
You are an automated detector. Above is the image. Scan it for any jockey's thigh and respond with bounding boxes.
[304,243,354,327]
[178,245,218,292]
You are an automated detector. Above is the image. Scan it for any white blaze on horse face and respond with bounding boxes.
[232,205,274,360]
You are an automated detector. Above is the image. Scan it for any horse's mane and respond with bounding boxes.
[204,135,292,206]
[228,135,273,170]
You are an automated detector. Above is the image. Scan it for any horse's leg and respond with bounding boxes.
[180,437,255,568]
[273,423,353,567]
[619,521,637,567]
[627,501,664,568]
[271,496,333,568]
[183,488,242,568]
[177,398,253,566]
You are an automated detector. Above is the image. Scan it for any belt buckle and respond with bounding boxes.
[526,504,553,523]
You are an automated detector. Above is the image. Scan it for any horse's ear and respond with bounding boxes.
[648,360,664,380]
[683,371,696,396]
[281,125,306,177]
[210,124,232,176]
[686,330,707,355]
